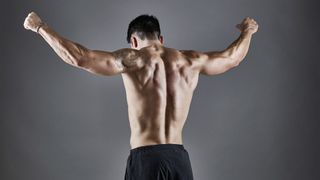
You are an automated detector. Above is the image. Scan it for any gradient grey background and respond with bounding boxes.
[1,0,319,180]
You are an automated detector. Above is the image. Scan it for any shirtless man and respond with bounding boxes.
[23,12,258,180]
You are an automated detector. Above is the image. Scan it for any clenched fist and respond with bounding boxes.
[236,17,259,35]
[23,11,44,33]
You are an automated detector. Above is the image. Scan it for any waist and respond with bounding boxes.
[130,143,185,155]
[130,131,183,149]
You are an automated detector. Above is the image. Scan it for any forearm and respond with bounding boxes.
[223,31,253,64]
[38,24,87,66]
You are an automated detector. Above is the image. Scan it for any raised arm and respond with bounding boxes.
[23,12,143,76]
[191,17,258,75]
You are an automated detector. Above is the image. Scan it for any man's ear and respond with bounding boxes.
[130,36,138,48]
[159,35,164,44]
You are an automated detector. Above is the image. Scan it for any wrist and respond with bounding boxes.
[241,30,253,37]
[36,22,47,34]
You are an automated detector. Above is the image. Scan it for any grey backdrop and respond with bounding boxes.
[1,0,319,180]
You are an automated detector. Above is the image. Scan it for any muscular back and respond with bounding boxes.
[121,44,201,149]
[26,13,256,149]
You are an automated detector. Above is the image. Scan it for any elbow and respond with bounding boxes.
[67,57,83,68]
[68,43,90,67]
[232,59,241,67]
[228,57,241,68]
[75,58,85,67]
[222,50,244,68]
[230,53,247,67]
[74,51,90,68]
[61,56,81,67]
[59,51,85,67]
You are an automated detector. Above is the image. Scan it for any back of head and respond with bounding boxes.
[127,14,161,43]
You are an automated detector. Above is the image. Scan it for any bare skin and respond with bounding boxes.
[24,12,258,149]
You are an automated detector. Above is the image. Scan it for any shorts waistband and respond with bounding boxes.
[130,143,185,155]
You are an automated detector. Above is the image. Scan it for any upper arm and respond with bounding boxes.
[183,50,239,76]
[77,48,143,76]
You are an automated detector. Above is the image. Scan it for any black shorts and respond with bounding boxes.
[124,144,194,180]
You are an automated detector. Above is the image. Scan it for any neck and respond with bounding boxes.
[140,40,161,48]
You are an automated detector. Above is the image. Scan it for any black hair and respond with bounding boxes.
[126,14,161,43]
